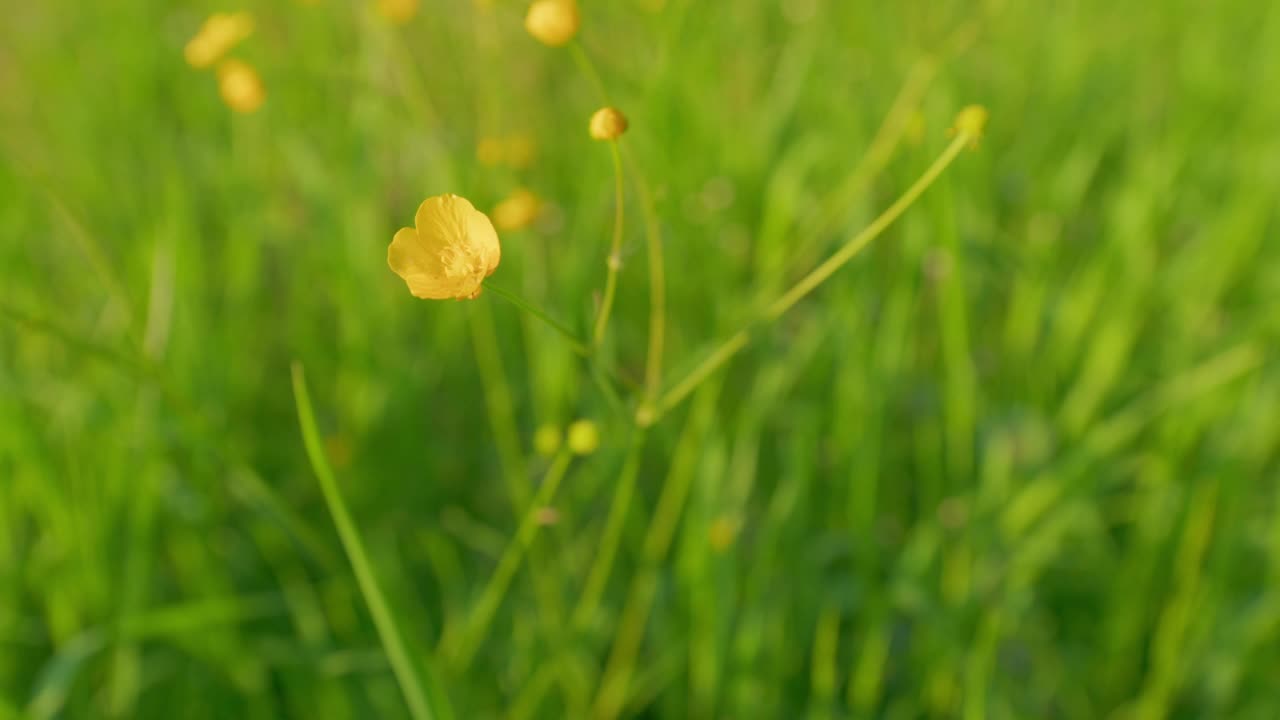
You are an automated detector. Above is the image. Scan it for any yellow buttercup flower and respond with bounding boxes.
[589,107,628,141]
[388,194,502,300]
[525,0,580,47]
[377,0,419,24]
[566,419,600,455]
[184,12,255,69]
[216,59,266,113]
[492,189,542,232]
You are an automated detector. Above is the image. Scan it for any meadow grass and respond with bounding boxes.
[3,0,1280,718]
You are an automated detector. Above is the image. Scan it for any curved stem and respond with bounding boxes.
[483,281,588,356]
[568,41,611,106]
[591,141,627,349]
[621,143,667,402]
[292,363,441,720]
[572,430,645,629]
[443,451,574,670]
[655,131,974,420]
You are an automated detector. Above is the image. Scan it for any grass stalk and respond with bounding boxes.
[290,362,442,720]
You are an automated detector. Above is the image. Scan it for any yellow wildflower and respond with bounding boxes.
[387,194,501,300]
[525,0,580,47]
[216,59,266,114]
[492,189,542,232]
[589,107,628,141]
[566,419,600,455]
[184,12,255,69]
[950,105,989,148]
[377,0,419,25]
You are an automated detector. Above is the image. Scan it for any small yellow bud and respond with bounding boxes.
[634,402,656,428]
[492,189,542,232]
[950,104,988,148]
[589,107,628,141]
[184,12,255,69]
[533,424,562,456]
[566,419,600,455]
[525,0,580,47]
[216,59,266,114]
[377,0,420,24]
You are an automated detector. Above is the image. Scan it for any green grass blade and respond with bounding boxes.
[291,362,444,720]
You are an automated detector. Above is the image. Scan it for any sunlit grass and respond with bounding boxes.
[2,1,1280,718]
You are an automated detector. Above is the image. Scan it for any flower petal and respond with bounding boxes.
[387,227,454,299]
[466,204,502,277]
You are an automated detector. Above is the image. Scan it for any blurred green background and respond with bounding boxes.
[3,0,1280,717]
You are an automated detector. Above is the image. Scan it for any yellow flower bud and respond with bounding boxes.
[492,189,542,232]
[950,104,989,148]
[216,59,266,114]
[525,0,580,47]
[377,0,420,24]
[533,424,562,456]
[184,12,255,69]
[387,194,502,300]
[566,419,600,455]
[589,107,628,141]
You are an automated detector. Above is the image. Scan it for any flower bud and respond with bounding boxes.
[950,105,989,148]
[589,107,628,141]
[184,12,255,69]
[493,189,542,232]
[525,0,580,47]
[566,419,600,455]
[217,59,266,114]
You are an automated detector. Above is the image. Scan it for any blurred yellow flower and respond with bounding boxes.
[184,12,255,69]
[377,0,419,24]
[388,194,502,300]
[566,419,599,455]
[492,189,542,232]
[533,424,562,456]
[216,59,266,113]
[950,105,989,148]
[589,107,628,141]
[525,0,580,47]
[476,136,504,166]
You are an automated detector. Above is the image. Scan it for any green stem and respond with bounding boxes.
[483,281,588,356]
[290,363,441,720]
[620,143,667,403]
[568,41,611,106]
[592,142,627,349]
[572,431,645,629]
[445,452,574,670]
[653,132,974,421]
